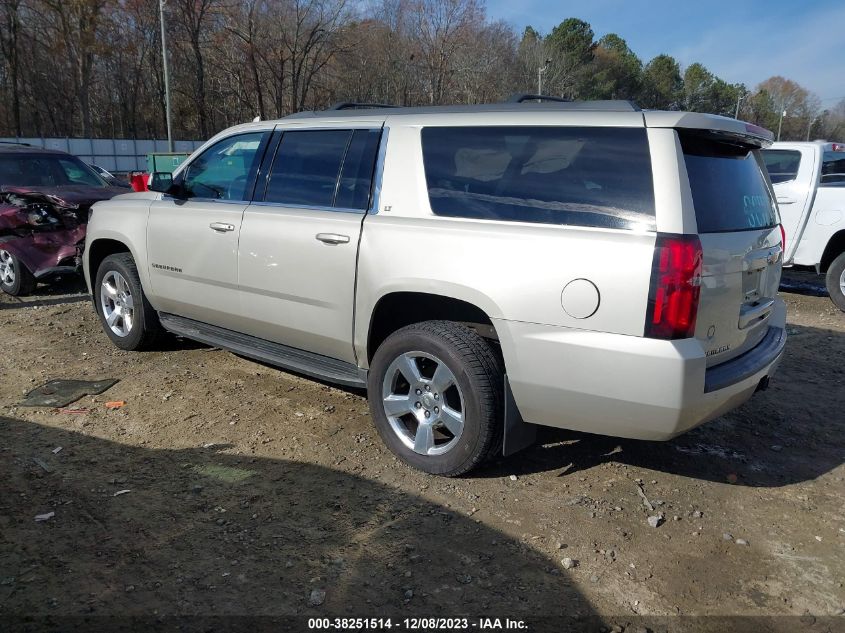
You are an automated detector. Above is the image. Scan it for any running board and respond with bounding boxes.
[158,313,367,388]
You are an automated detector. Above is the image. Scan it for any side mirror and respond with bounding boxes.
[149,171,175,194]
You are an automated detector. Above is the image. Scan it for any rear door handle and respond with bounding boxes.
[316,233,350,245]
[209,222,235,232]
[776,197,796,205]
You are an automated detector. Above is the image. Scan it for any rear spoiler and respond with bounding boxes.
[644,111,775,148]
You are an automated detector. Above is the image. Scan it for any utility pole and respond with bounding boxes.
[734,94,745,119]
[537,59,551,96]
[159,0,174,152]
[777,108,786,141]
[806,114,821,141]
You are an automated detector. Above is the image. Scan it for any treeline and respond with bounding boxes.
[1,0,843,141]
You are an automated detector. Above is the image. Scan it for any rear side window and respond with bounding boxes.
[821,152,845,187]
[265,130,350,207]
[420,126,655,230]
[680,132,778,233]
[761,149,801,184]
[336,130,382,209]
[263,129,381,209]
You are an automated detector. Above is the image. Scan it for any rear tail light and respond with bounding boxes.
[645,234,703,339]
[779,223,786,252]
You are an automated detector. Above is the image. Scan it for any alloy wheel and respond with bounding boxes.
[100,270,135,337]
[0,250,15,286]
[381,351,465,456]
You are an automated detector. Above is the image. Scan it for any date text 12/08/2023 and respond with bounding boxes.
[307,618,529,631]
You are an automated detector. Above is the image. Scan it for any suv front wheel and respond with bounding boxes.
[368,321,504,476]
[94,253,162,350]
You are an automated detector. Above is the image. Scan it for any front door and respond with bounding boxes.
[147,130,269,329]
[237,125,383,363]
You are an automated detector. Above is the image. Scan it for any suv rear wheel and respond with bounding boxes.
[94,253,162,350]
[368,320,503,476]
[826,251,845,312]
[0,249,36,296]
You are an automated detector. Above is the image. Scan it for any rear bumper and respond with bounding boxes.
[493,298,786,441]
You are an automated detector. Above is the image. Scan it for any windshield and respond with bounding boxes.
[0,154,108,188]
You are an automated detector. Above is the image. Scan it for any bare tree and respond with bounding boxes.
[0,1,832,143]
[0,0,24,135]
[39,0,114,137]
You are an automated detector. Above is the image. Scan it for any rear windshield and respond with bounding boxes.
[680,132,778,233]
[761,149,801,184]
[420,126,655,230]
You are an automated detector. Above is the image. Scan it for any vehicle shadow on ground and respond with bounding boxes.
[0,417,593,628]
[485,323,845,488]
[0,276,89,310]
[779,269,828,298]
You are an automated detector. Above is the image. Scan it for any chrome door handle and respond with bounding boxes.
[316,233,350,245]
[209,222,235,232]
[776,197,796,205]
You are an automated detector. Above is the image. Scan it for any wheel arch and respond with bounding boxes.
[819,229,845,273]
[86,238,135,292]
[365,291,500,364]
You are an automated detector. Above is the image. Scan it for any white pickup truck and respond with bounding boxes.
[762,141,845,310]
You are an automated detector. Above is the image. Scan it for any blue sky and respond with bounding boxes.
[486,0,845,105]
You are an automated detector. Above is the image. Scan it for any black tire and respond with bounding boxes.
[0,249,36,296]
[367,320,504,477]
[94,253,162,350]
[825,252,845,312]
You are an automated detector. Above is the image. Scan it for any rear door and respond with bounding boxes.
[679,130,783,367]
[761,144,818,262]
[235,124,383,363]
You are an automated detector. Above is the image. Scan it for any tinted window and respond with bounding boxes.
[821,152,845,187]
[0,154,107,188]
[264,130,351,207]
[182,132,265,201]
[681,132,778,233]
[420,126,655,230]
[761,149,801,184]
[335,129,381,209]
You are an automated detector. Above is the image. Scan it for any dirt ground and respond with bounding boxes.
[1,271,843,632]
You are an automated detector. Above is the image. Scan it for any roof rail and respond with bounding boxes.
[0,140,32,147]
[505,94,641,112]
[327,102,400,111]
[506,93,571,104]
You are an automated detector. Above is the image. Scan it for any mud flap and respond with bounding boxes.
[502,376,537,457]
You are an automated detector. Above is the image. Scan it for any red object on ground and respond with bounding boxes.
[130,173,149,192]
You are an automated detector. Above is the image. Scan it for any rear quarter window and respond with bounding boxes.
[761,149,801,184]
[680,131,778,233]
[420,126,655,230]
[821,152,845,187]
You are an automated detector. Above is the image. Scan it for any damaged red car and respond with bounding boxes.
[0,143,126,296]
